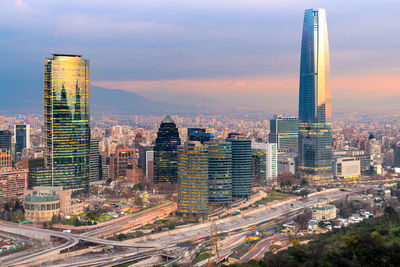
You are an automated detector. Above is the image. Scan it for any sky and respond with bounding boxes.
[1,0,400,112]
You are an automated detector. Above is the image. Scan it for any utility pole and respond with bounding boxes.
[208,221,220,267]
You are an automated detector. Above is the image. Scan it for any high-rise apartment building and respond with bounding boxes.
[89,140,100,182]
[226,133,252,198]
[14,124,30,154]
[266,143,278,186]
[154,115,181,183]
[43,54,90,191]
[269,115,298,152]
[177,142,208,215]
[298,9,333,182]
[206,140,232,205]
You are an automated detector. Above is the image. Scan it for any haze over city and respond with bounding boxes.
[2,1,400,267]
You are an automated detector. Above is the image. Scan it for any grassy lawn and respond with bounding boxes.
[193,251,212,264]
[258,191,293,205]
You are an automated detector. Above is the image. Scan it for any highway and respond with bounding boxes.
[0,189,356,266]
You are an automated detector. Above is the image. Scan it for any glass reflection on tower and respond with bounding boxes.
[298,9,333,181]
[44,54,90,191]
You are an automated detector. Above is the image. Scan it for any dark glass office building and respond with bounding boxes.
[298,9,333,182]
[226,134,252,198]
[177,142,208,215]
[269,115,298,152]
[188,128,214,144]
[43,54,90,191]
[206,140,232,204]
[0,130,12,152]
[14,124,30,154]
[154,115,181,183]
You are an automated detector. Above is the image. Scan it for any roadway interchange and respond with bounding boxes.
[0,188,356,266]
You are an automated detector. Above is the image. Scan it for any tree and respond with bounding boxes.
[43,222,48,228]
[295,212,309,231]
[384,206,398,228]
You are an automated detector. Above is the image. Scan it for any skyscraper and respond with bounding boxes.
[43,54,90,191]
[14,124,30,161]
[269,115,298,152]
[226,133,252,198]
[298,9,333,181]
[206,140,232,205]
[154,115,181,183]
[177,141,208,215]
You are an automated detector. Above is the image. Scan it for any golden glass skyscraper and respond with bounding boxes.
[298,9,333,182]
[44,54,90,191]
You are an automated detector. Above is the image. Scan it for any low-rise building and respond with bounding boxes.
[24,186,84,222]
[333,156,360,179]
[312,203,337,221]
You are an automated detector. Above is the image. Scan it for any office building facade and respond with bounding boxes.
[206,140,232,204]
[14,124,30,154]
[177,142,208,215]
[251,142,267,182]
[226,134,252,198]
[0,130,12,152]
[298,9,333,182]
[154,115,181,183]
[269,115,299,152]
[89,140,100,182]
[43,54,90,191]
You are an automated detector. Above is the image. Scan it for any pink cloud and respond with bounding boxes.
[92,74,400,99]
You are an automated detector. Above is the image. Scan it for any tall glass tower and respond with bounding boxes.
[226,133,252,198]
[177,142,208,215]
[206,140,232,204]
[154,115,181,183]
[44,54,90,191]
[298,9,333,182]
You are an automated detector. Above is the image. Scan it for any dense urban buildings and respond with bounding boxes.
[269,115,299,152]
[226,133,252,198]
[43,54,90,191]
[207,140,232,205]
[297,9,333,182]
[177,141,209,215]
[154,115,181,183]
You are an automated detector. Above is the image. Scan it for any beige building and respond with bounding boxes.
[24,186,84,222]
[0,168,28,202]
[312,203,337,221]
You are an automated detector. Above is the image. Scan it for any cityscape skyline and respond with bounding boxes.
[1,1,400,112]
[2,4,400,266]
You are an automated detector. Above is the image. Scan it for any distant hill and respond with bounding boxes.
[91,86,183,115]
[0,85,185,115]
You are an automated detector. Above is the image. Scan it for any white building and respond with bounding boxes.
[333,156,360,179]
[266,143,277,185]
